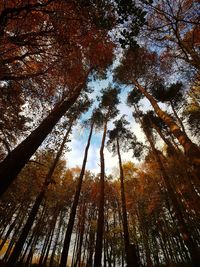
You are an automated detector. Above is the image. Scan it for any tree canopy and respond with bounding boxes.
[0,1,200,267]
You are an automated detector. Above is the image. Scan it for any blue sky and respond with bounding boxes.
[65,70,148,175]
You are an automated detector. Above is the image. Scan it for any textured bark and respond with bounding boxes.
[133,80,200,167]
[0,80,85,197]
[151,121,177,153]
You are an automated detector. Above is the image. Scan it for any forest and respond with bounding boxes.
[0,0,200,267]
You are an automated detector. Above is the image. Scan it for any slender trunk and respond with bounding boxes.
[71,224,79,267]
[0,208,22,251]
[6,190,45,266]
[42,226,55,267]
[59,122,94,267]
[19,204,46,265]
[6,125,72,266]
[2,208,27,262]
[24,232,38,266]
[134,105,200,266]
[0,79,86,197]
[77,205,86,267]
[19,230,35,265]
[49,212,63,267]
[133,80,200,167]
[94,121,107,267]
[116,137,139,267]
[86,206,96,267]
[137,208,152,267]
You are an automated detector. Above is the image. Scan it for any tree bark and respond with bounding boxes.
[5,124,72,266]
[134,105,200,266]
[116,136,139,267]
[0,79,86,197]
[6,190,45,267]
[133,79,200,167]
[94,121,107,267]
[59,122,94,267]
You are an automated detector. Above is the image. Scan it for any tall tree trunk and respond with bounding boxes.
[59,122,94,267]
[49,211,63,267]
[42,225,55,267]
[134,105,200,266]
[77,205,86,267]
[6,190,45,267]
[94,121,107,267]
[116,137,139,267]
[6,125,72,266]
[0,208,22,251]
[132,79,200,167]
[86,206,96,267]
[0,78,86,197]
[19,205,46,265]
[2,213,26,263]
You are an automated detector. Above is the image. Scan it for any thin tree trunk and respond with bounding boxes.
[49,212,63,267]
[19,204,47,265]
[6,125,72,267]
[116,136,139,267]
[77,205,86,267]
[134,105,200,266]
[86,206,96,267]
[59,122,94,267]
[3,214,25,263]
[0,209,22,251]
[0,78,86,197]
[42,226,55,267]
[6,190,45,266]
[94,121,107,267]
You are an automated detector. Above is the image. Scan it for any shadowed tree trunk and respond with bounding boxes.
[94,120,107,267]
[0,79,86,197]
[116,136,139,267]
[6,124,72,267]
[59,122,94,267]
[134,105,200,267]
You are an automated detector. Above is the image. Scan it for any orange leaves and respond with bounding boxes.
[0,0,118,109]
[183,27,200,48]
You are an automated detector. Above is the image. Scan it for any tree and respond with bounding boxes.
[59,109,101,267]
[150,81,187,135]
[133,105,200,266]
[0,0,148,197]
[107,116,141,267]
[5,96,90,266]
[114,47,200,169]
[5,126,71,267]
[94,86,120,267]
[142,0,200,70]
[0,0,116,197]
